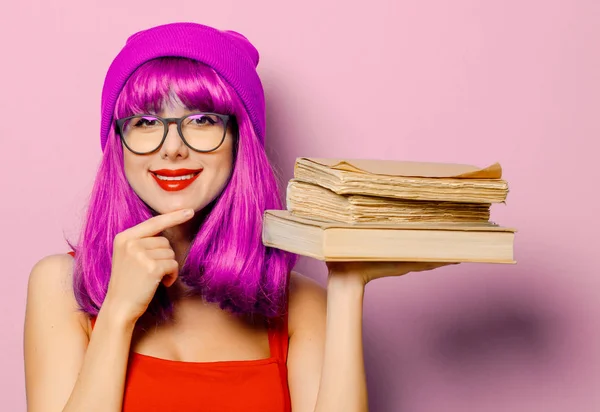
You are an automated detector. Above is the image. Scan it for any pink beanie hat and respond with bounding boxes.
[100,22,265,151]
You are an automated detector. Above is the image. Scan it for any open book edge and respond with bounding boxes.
[265,210,516,232]
[299,158,503,179]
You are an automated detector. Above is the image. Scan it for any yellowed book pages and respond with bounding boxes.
[287,180,491,223]
[294,158,509,203]
[262,210,516,264]
[307,158,503,178]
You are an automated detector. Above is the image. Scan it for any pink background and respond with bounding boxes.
[1,1,598,411]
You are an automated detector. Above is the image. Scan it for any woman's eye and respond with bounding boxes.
[135,117,159,127]
[189,115,216,126]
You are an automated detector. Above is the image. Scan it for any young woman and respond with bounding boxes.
[24,22,448,412]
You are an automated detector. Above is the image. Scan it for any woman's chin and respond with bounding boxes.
[141,190,216,216]
[148,201,208,216]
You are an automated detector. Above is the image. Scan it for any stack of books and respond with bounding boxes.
[262,158,516,263]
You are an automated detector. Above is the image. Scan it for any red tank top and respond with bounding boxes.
[70,252,291,412]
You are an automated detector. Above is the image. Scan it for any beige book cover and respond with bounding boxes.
[294,158,509,203]
[262,210,516,264]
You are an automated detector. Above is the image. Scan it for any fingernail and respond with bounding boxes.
[183,209,194,217]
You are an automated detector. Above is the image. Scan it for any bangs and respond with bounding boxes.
[114,57,238,119]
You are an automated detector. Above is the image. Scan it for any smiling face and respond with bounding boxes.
[122,97,235,215]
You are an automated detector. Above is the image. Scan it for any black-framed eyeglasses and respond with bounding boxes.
[115,112,233,154]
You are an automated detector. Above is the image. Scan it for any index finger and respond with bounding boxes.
[125,209,195,239]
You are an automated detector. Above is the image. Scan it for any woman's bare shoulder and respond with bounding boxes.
[28,253,76,299]
[287,271,327,336]
[24,254,92,410]
[26,253,89,333]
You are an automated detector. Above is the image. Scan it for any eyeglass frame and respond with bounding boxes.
[115,112,234,155]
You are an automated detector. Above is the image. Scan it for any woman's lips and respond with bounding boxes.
[150,169,202,192]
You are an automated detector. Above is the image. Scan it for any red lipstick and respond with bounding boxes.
[150,168,202,192]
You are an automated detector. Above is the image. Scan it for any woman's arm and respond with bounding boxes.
[288,262,450,412]
[25,210,192,411]
[316,273,368,411]
[24,254,135,412]
[287,271,368,412]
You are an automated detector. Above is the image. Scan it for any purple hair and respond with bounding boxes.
[69,57,297,320]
